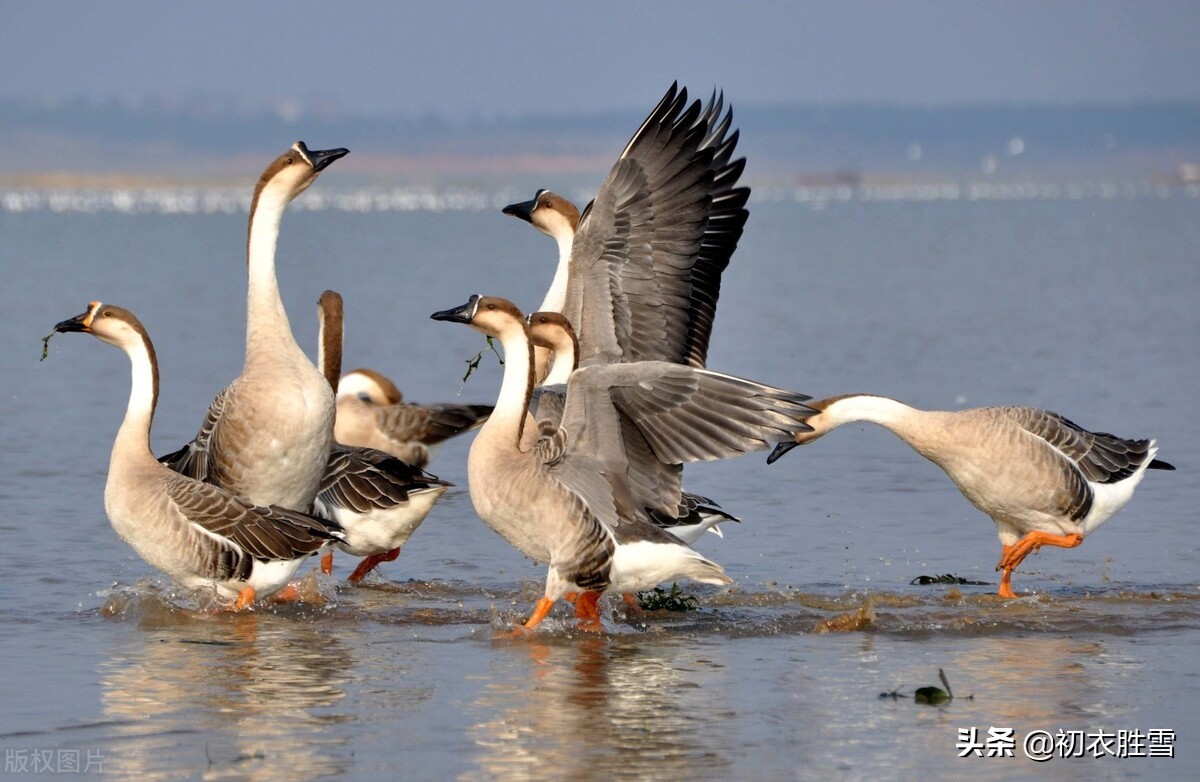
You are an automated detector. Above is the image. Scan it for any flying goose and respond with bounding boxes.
[334,369,493,469]
[52,302,344,608]
[431,295,814,628]
[502,82,749,380]
[311,291,453,582]
[526,310,739,545]
[160,141,348,511]
[768,394,1175,597]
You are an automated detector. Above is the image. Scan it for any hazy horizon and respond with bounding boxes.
[3,1,1199,119]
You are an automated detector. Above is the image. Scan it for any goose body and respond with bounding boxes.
[54,302,343,607]
[312,291,453,582]
[769,394,1175,597]
[162,141,348,510]
[432,295,814,628]
[527,311,738,545]
[503,82,749,379]
[335,368,492,469]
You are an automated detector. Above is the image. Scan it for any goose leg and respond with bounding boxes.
[524,597,556,629]
[995,532,1083,597]
[348,547,401,583]
[232,586,257,611]
[272,584,300,602]
[574,591,602,621]
[998,566,1017,599]
[320,551,334,575]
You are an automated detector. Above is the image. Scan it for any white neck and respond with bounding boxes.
[821,395,918,435]
[245,182,299,361]
[537,233,574,313]
[481,321,535,450]
[542,342,575,385]
[111,336,159,468]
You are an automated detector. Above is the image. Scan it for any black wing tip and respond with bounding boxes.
[1149,458,1176,471]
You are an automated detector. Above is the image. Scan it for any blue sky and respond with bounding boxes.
[3,1,1198,116]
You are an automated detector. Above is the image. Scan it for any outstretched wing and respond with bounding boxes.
[556,362,812,516]
[565,83,750,369]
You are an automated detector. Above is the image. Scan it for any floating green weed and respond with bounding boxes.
[636,582,699,612]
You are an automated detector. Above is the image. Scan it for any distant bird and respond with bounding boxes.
[160,141,349,511]
[334,368,492,469]
[768,394,1175,597]
[53,302,342,609]
[311,291,453,583]
[431,295,814,629]
[526,310,739,545]
[502,81,749,381]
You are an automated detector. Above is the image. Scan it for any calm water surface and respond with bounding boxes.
[1,194,1198,780]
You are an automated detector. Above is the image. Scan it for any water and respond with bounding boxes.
[1,192,1198,779]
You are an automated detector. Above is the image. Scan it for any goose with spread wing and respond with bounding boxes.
[431,295,814,628]
[502,81,749,381]
[527,310,739,544]
[768,394,1175,597]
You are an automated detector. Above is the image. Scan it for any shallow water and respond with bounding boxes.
[2,193,1198,779]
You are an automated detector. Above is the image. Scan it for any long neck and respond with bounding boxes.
[537,233,574,313]
[245,182,298,360]
[319,302,343,391]
[542,340,576,385]
[112,334,160,465]
[484,323,536,449]
[819,395,919,437]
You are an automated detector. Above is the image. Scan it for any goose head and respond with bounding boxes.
[430,295,528,341]
[501,189,580,240]
[336,368,405,405]
[765,395,859,463]
[526,311,578,368]
[55,301,149,352]
[253,141,349,206]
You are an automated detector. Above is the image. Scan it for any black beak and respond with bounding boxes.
[54,313,91,334]
[297,141,350,173]
[430,295,481,324]
[766,440,799,465]
[501,196,536,223]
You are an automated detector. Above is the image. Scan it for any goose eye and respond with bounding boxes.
[285,157,294,165]
[102,309,113,317]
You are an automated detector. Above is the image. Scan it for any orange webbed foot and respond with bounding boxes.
[347,547,401,584]
[320,551,334,576]
[998,531,1083,572]
[523,597,556,629]
[231,586,257,611]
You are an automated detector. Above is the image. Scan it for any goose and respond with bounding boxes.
[502,82,750,380]
[767,394,1176,597]
[52,302,344,609]
[160,141,348,511]
[526,310,738,545]
[334,369,493,469]
[311,291,453,582]
[430,295,815,628]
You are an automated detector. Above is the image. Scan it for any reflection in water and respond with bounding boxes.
[464,635,734,781]
[97,597,351,781]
